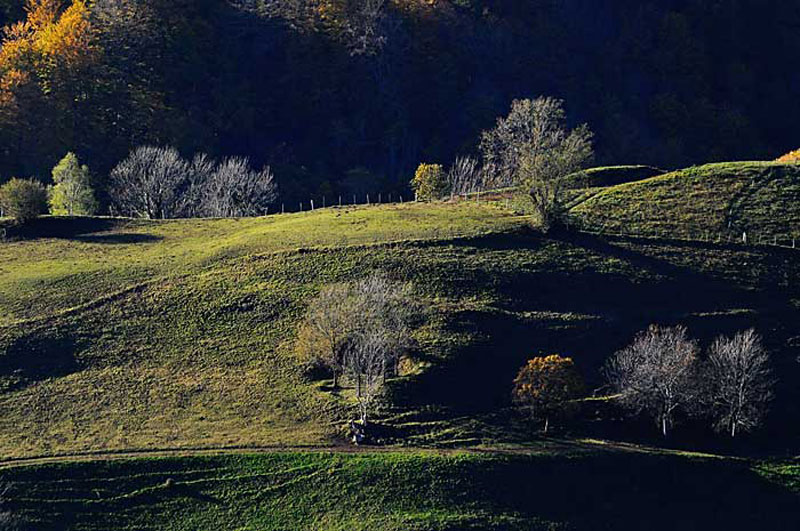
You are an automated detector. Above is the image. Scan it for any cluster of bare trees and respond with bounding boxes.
[298,274,418,424]
[447,156,484,197]
[109,146,277,219]
[605,325,774,437]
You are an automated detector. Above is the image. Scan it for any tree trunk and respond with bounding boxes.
[544,417,549,434]
[332,370,338,389]
[661,416,667,437]
[731,421,736,438]
[357,374,362,398]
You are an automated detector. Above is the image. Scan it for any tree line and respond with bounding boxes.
[2,94,584,229]
[514,325,774,438]
[298,273,776,442]
[0,0,797,204]
[0,147,276,222]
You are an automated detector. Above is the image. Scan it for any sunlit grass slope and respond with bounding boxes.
[0,203,517,326]
[2,197,800,457]
[3,451,799,531]
[569,162,800,239]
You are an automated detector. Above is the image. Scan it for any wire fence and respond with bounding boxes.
[276,186,509,215]
[279,190,799,253]
[280,191,413,214]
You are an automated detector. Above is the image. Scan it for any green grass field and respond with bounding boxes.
[1,196,799,458]
[2,451,798,531]
[569,162,800,240]
[2,175,800,529]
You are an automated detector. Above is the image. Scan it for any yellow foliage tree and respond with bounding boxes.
[776,149,800,163]
[512,354,584,433]
[411,163,447,201]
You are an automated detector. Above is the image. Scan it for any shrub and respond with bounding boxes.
[411,163,448,201]
[0,178,48,223]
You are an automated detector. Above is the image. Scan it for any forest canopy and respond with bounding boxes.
[0,0,797,205]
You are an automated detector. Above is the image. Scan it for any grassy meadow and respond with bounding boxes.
[1,163,799,529]
[2,451,799,531]
[569,162,800,241]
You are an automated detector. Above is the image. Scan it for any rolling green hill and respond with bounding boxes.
[2,451,799,531]
[568,162,800,241]
[1,197,799,460]
[2,191,800,530]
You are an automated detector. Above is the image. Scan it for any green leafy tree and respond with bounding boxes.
[481,97,593,231]
[411,163,447,201]
[512,354,584,433]
[0,177,48,222]
[49,152,97,215]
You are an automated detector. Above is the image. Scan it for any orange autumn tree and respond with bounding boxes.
[0,0,98,153]
[776,149,800,163]
[512,354,584,433]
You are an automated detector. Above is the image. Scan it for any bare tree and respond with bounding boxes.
[177,152,216,217]
[109,146,191,219]
[480,97,593,230]
[351,274,416,382]
[297,283,356,388]
[605,325,700,437]
[346,325,391,424]
[447,156,482,197]
[705,329,773,437]
[239,0,388,56]
[198,157,276,218]
[298,273,417,421]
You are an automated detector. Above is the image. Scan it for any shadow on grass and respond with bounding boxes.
[0,332,80,391]
[8,452,799,531]
[472,453,800,531]
[390,230,800,451]
[72,233,162,244]
[3,217,162,244]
